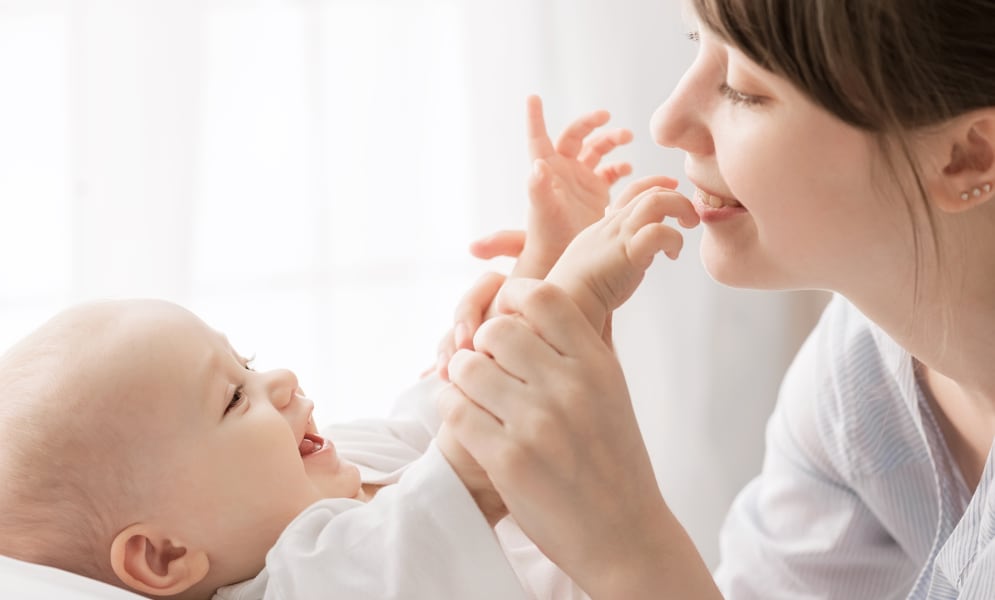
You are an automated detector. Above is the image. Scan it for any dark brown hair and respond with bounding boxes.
[692,0,995,130]
[693,0,995,301]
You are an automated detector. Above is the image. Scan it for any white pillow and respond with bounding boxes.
[0,555,145,599]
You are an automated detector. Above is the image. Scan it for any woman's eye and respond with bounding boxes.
[719,82,764,107]
[225,387,245,415]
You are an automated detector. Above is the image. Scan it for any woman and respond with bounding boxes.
[440,1,995,597]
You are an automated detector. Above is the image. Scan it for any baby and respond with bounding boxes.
[0,99,696,600]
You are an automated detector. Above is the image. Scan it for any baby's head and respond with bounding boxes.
[0,299,361,599]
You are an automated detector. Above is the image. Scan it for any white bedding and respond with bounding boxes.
[0,554,144,600]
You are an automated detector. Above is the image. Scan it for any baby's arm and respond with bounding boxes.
[447,98,677,355]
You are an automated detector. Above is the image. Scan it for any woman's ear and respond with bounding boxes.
[109,523,209,597]
[929,110,995,213]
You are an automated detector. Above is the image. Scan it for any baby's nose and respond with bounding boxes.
[264,368,299,409]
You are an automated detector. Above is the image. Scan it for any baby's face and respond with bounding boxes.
[103,300,361,587]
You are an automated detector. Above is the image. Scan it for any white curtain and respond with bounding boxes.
[0,0,827,567]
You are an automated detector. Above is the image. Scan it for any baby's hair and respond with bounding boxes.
[0,308,141,586]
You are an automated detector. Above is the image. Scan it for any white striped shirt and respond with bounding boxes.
[714,295,994,599]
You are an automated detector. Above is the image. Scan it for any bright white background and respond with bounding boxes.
[0,0,827,567]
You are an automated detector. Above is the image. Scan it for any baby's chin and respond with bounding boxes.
[312,460,364,501]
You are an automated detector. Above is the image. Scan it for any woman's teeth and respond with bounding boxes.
[698,189,742,208]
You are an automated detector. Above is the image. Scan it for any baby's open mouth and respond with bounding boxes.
[299,432,326,457]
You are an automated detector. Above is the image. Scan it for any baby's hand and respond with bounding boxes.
[544,187,700,331]
[512,95,634,280]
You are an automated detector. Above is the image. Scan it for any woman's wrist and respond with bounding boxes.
[576,499,722,600]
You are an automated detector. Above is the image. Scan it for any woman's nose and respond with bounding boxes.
[262,368,299,409]
[650,66,714,156]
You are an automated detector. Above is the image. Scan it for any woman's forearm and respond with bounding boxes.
[578,502,722,600]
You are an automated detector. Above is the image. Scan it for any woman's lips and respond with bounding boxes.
[693,188,748,224]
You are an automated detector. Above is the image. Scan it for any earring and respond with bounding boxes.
[961,183,992,201]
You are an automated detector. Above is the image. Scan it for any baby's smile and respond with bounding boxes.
[298,432,326,457]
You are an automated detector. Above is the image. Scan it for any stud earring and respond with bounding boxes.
[961,183,992,201]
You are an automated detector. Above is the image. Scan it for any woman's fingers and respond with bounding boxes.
[490,278,603,358]
[447,345,522,423]
[437,383,507,471]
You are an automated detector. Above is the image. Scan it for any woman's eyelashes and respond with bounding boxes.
[719,81,765,107]
[684,30,766,108]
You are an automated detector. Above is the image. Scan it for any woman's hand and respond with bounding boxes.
[439,280,721,597]
[434,422,507,526]
[438,279,669,586]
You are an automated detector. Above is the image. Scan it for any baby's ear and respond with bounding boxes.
[110,523,209,597]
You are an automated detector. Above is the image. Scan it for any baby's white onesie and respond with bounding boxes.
[214,376,588,600]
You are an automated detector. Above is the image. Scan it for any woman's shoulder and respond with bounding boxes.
[782,294,898,401]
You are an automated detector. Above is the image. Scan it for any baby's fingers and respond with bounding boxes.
[526,95,556,159]
[556,109,611,159]
[617,188,700,231]
[612,175,680,210]
[469,230,526,260]
[527,159,556,208]
[595,162,633,186]
[453,271,506,350]
[578,128,633,170]
[629,223,685,263]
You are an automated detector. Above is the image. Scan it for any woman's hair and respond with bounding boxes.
[693,0,995,130]
[693,0,995,304]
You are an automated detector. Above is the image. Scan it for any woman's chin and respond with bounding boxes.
[700,240,751,288]
[700,239,778,290]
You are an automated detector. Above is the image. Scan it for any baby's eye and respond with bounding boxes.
[225,387,245,415]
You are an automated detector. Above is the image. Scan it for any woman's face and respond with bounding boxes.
[650,26,913,294]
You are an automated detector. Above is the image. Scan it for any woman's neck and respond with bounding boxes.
[844,255,995,490]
